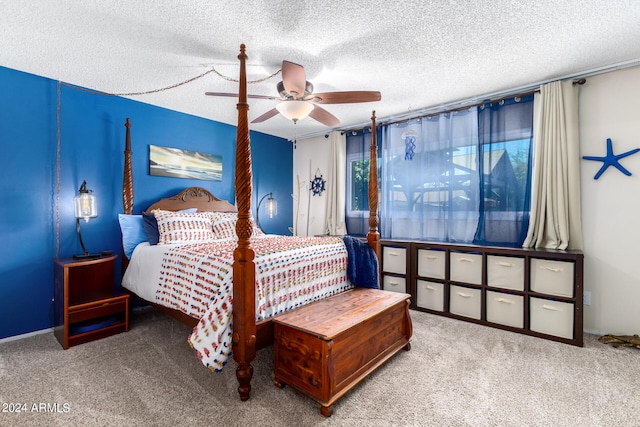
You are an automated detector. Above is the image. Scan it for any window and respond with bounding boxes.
[346,96,534,247]
[347,154,369,216]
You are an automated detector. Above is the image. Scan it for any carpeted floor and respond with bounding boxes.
[1,309,639,427]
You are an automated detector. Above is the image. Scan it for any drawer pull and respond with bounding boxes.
[496,297,514,304]
[542,304,563,312]
[456,291,473,298]
[389,281,400,286]
[388,252,400,257]
[424,255,437,260]
[497,261,513,267]
[425,285,435,290]
[540,266,563,273]
[457,257,474,263]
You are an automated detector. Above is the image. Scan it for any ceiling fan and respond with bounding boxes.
[205,60,381,126]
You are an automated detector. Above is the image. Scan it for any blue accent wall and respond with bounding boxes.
[0,66,292,339]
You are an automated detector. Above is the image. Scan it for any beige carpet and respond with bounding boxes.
[1,309,638,427]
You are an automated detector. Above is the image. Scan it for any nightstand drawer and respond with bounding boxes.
[68,296,128,324]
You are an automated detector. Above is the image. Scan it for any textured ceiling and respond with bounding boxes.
[2,1,640,140]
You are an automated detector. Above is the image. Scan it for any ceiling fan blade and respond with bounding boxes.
[205,92,282,101]
[251,108,280,123]
[282,60,307,98]
[309,105,340,127]
[306,91,381,104]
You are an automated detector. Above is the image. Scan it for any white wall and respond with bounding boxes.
[579,66,640,335]
[292,135,330,236]
[293,66,640,335]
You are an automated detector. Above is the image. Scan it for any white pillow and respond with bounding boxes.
[153,210,216,245]
[211,211,264,239]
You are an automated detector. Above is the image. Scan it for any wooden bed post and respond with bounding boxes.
[122,118,133,215]
[367,111,381,263]
[232,44,257,401]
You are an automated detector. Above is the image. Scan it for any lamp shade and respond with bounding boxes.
[256,192,278,232]
[74,181,97,222]
[276,100,314,123]
[265,195,277,218]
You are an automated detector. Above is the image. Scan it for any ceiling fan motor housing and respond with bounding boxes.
[278,80,314,99]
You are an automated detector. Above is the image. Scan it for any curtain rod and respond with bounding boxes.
[356,78,587,133]
[298,59,640,140]
[342,79,587,135]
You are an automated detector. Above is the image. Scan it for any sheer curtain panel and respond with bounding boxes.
[380,109,480,242]
[474,96,534,246]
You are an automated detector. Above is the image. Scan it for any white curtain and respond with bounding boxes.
[523,80,583,250]
[324,131,347,235]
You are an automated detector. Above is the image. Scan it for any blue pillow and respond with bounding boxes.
[118,214,147,258]
[143,208,197,245]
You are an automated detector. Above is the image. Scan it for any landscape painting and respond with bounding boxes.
[149,145,222,181]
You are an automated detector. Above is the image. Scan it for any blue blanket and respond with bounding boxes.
[343,235,380,289]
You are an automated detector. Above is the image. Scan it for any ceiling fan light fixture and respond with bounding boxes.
[276,100,314,123]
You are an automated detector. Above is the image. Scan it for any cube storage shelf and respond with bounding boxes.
[379,240,583,346]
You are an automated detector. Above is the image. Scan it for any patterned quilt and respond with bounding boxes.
[154,235,352,371]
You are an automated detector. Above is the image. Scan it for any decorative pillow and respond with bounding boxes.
[211,211,264,239]
[118,214,146,258]
[143,208,197,245]
[142,211,160,245]
[153,210,216,245]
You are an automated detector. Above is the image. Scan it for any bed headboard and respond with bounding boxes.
[145,187,237,213]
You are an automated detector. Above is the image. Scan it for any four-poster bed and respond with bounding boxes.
[120,44,406,403]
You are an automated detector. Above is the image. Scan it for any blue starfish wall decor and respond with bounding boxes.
[582,138,640,180]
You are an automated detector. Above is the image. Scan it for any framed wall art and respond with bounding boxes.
[149,145,222,181]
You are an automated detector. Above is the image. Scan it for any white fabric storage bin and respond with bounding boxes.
[530,297,574,339]
[487,255,524,291]
[416,280,444,312]
[450,252,482,285]
[486,290,523,328]
[449,285,481,320]
[530,259,574,297]
[383,246,406,275]
[417,249,445,279]
[382,275,406,293]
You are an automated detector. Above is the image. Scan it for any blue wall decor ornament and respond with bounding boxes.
[310,169,326,196]
[582,138,640,180]
[401,130,417,160]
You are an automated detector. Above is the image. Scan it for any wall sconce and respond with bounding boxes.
[256,192,277,232]
[73,180,99,259]
[276,100,314,123]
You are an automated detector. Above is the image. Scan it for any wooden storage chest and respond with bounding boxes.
[272,288,412,417]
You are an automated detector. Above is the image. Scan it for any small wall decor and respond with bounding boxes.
[402,130,418,160]
[310,169,326,196]
[582,138,640,180]
[149,145,222,181]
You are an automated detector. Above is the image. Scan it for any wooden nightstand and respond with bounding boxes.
[54,255,129,349]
